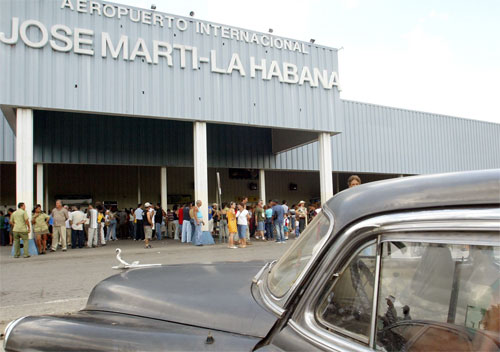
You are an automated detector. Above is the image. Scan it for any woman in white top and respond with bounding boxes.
[236,203,249,248]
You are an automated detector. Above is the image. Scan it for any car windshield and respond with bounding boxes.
[267,211,331,298]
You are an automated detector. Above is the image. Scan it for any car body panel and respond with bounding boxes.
[84,261,277,338]
[4,311,260,352]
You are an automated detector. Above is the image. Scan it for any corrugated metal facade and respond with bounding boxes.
[330,101,500,174]
[33,111,194,166]
[276,101,500,174]
[0,0,342,133]
[1,101,499,174]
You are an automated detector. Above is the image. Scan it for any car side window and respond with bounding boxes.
[317,243,377,343]
[376,241,500,352]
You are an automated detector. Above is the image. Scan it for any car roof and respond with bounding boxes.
[325,169,500,235]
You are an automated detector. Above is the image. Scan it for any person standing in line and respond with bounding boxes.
[143,202,154,248]
[254,200,266,241]
[264,203,273,241]
[97,207,106,246]
[241,197,248,210]
[181,203,192,243]
[154,203,164,241]
[189,202,196,242]
[193,200,204,246]
[247,205,255,241]
[87,204,98,248]
[64,205,72,248]
[50,200,69,252]
[289,204,296,235]
[32,205,50,254]
[117,208,128,239]
[212,204,220,237]
[167,208,175,239]
[207,204,214,235]
[0,211,7,246]
[107,207,118,241]
[284,213,290,240]
[226,202,237,249]
[219,203,229,243]
[104,209,110,241]
[236,203,249,248]
[308,204,318,224]
[11,202,31,258]
[175,204,183,240]
[70,205,86,249]
[282,200,289,215]
[6,208,14,245]
[296,201,308,237]
[282,201,289,241]
[241,198,251,243]
[127,209,134,239]
[46,214,53,249]
[134,204,144,241]
[272,199,285,243]
[161,212,168,240]
[348,175,362,188]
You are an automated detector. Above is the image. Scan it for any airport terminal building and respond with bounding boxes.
[1,0,499,228]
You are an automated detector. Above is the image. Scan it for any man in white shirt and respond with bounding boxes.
[87,204,98,248]
[134,204,144,241]
[70,205,86,249]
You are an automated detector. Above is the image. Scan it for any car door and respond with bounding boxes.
[260,207,499,352]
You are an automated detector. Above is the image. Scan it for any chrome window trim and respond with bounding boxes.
[289,207,500,352]
[369,236,382,347]
[259,207,335,314]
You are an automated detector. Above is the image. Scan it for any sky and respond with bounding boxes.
[109,0,499,124]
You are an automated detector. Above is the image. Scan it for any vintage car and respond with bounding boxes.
[4,169,500,351]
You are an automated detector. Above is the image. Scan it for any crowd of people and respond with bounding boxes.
[0,175,363,256]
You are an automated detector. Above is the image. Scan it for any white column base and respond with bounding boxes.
[318,132,333,205]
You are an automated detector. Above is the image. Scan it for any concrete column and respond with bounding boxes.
[161,167,167,211]
[16,108,34,236]
[318,132,333,205]
[36,164,43,207]
[259,169,266,203]
[193,122,209,231]
[137,167,141,204]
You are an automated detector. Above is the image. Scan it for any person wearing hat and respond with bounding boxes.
[143,202,154,248]
[296,201,308,237]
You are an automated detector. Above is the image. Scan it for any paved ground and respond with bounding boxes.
[0,238,290,337]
